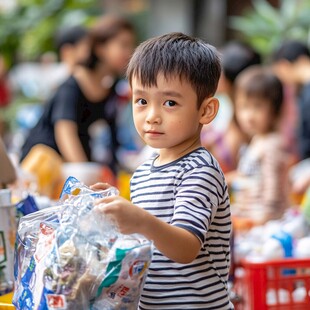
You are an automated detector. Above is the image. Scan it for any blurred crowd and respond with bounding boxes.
[203,39,310,226]
[1,14,310,225]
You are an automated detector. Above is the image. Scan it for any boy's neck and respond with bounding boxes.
[155,138,202,166]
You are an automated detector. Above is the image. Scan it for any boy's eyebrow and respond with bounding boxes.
[133,89,183,98]
[133,89,147,96]
[159,91,183,98]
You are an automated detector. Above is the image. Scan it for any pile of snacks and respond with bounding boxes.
[13,177,152,310]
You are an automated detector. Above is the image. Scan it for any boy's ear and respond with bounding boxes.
[199,97,219,125]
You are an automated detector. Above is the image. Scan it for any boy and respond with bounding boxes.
[93,32,232,309]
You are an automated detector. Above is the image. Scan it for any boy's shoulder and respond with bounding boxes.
[132,148,228,196]
[178,147,220,170]
[137,147,223,175]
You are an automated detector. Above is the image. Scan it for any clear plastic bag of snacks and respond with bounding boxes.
[13,176,153,310]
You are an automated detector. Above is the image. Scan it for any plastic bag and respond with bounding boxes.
[13,176,152,310]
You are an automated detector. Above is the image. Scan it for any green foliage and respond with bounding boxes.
[0,0,99,66]
[229,0,310,60]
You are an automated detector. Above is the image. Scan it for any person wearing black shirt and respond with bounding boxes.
[21,15,135,170]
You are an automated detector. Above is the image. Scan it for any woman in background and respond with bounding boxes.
[20,15,136,171]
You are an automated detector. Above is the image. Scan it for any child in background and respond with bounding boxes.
[201,41,261,173]
[227,66,288,225]
[92,33,233,309]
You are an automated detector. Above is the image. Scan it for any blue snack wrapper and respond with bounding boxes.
[16,195,39,216]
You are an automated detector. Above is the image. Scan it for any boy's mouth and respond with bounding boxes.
[145,130,164,135]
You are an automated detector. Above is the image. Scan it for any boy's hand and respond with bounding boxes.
[96,196,147,235]
[96,195,201,264]
[90,182,113,191]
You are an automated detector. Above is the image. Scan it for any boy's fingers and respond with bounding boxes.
[90,182,112,190]
[94,203,119,228]
[95,202,109,212]
[94,197,118,212]
[95,197,108,207]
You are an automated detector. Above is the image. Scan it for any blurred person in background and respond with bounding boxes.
[8,26,89,102]
[227,66,288,225]
[201,41,261,173]
[272,40,310,161]
[20,15,136,172]
[54,25,90,77]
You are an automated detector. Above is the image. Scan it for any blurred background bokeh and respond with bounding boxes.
[0,0,310,135]
[0,0,309,194]
[1,0,310,136]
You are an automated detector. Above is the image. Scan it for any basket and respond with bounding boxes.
[234,258,310,310]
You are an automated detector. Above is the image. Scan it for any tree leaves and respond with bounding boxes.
[229,0,310,60]
[0,0,99,66]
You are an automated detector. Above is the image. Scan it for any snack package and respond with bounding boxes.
[13,176,153,310]
[16,194,39,217]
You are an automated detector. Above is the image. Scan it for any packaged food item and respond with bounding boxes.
[13,177,152,309]
[16,195,39,217]
[20,144,63,199]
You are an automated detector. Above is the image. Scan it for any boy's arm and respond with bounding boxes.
[96,195,201,264]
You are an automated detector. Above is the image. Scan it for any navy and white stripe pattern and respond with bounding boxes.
[131,147,233,309]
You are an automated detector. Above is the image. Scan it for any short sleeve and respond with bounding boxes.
[50,79,80,125]
[171,166,225,245]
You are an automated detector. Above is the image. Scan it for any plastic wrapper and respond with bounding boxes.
[13,176,153,310]
[16,194,39,216]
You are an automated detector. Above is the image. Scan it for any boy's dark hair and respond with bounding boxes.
[235,66,283,117]
[272,40,310,62]
[54,25,88,52]
[127,32,221,106]
[220,41,261,84]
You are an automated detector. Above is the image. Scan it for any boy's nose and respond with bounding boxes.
[146,108,161,124]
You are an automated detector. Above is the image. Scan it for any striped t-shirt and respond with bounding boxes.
[131,147,233,309]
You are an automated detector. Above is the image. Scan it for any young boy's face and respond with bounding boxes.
[131,73,204,155]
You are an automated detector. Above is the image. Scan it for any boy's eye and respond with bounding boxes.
[163,100,176,107]
[136,98,147,106]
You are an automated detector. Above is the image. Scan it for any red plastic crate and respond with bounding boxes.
[234,258,310,310]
